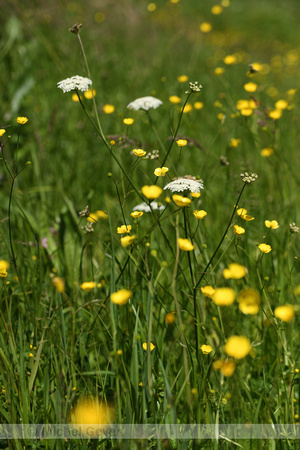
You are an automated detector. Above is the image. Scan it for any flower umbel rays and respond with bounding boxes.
[127,96,163,111]
[164,176,204,194]
[57,75,92,93]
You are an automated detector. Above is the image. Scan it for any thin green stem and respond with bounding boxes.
[194,183,247,289]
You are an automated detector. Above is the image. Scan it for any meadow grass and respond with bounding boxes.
[1,0,300,448]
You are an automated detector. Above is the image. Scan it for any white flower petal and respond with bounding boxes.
[127,96,163,111]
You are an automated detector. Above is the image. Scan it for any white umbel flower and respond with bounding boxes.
[57,75,92,93]
[132,201,165,213]
[127,96,163,111]
[164,177,204,193]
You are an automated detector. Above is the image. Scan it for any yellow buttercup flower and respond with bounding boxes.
[274,305,295,322]
[230,138,241,148]
[84,88,96,99]
[211,5,223,14]
[224,336,251,359]
[133,149,146,157]
[142,342,155,351]
[201,285,215,298]
[275,99,288,110]
[52,277,65,293]
[212,288,235,306]
[258,243,272,253]
[269,109,282,120]
[172,195,191,207]
[103,104,115,114]
[182,103,193,113]
[194,101,204,110]
[165,312,176,324]
[70,398,115,436]
[110,289,132,305]
[200,344,213,354]
[120,235,136,247]
[177,75,188,83]
[265,220,279,229]
[193,210,207,219]
[141,185,163,199]
[238,288,260,315]
[131,211,143,218]
[223,55,237,65]
[223,263,247,280]
[176,139,187,147]
[80,281,96,292]
[17,117,28,124]
[214,67,225,76]
[244,82,257,93]
[261,148,274,157]
[178,238,194,251]
[169,95,181,104]
[0,129,6,137]
[233,225,245,235]
[154,167,169,177]
[123,118,134,125]
[199,22,212,33]
[117,225,132,234]
[213,359,236,377]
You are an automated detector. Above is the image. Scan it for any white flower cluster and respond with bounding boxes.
[240,172,258,184]
[164,178,204,193]
[57,75,92,93]
[127,96,163,111]
[132,202,165,213]
[185,81,202,94]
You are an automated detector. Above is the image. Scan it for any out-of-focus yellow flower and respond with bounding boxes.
[244,82,257,93]
[261,148,274,157]
[165,312,176,324]
[200,22,212,33]
[0,129,6,137]
[212,287,235,306]
[214,67,225,76]
[194,101,204,110]
[201,285,215,298]
[110,289,132,305]
[169,95,181,104]
[172,195,191,207]
[224,336,251,359]
[141,185,163,199]
[274,305,295,322]
[84,89,96,99]
[178,238,194,251]
[238,288,260,315]
[120,235,136,247]
[0,260,9,277]
[123,118,134,125]
[52,277,65,293]
[275,99,288,110]
[177,75,188,83]
[182,103,193,113]
[191,192,201,198]
[103,104,115,114]
[230,138,241,148]
[265,220,279,229]
[80,281,96,292]
[70,398,115,436]
[269,109,282,119]
[211,5,223,14]
[223,55,237,65]
[223,263,247,279]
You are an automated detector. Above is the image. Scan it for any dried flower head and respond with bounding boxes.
[145,149,160,160]
[240,172,258,184]
[127,96,163,111]
[57,75,92,93]
[69,23,82,34]
[79,205,90,217]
